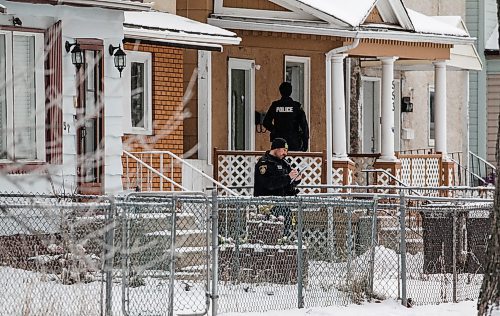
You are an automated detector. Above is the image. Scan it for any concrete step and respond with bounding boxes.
[127,212,199,234]
[143,229,207,248]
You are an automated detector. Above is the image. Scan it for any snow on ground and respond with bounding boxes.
[220,299,482,316]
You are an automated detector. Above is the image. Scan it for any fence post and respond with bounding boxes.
[347,208,353,292]
[297,198,304,309]
[168,196,178,316]
[211,190,219,316]
[121,199,130,316]
[369,196,379,299]
[105,198,116,316]
[452,209,457,303]
[399,192,407,307]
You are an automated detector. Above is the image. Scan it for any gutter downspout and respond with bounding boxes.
[325,36,360,189]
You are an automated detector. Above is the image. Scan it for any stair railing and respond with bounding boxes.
[123,150,239,196]
[469,151,496,186]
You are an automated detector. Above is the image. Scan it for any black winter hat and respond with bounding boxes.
[279,81,292,97]
[271,138,288,150]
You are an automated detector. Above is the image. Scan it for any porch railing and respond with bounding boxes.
[213,149,451,196]
[123,150,238,196]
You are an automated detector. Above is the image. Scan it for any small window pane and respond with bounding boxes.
[131,62,145,128]
[0,35,6,159]
[13,35,36,160]
[285,61,305,105]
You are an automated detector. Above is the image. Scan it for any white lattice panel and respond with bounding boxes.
[426,158,440,187]
[400,158,411,185]
[331,167,344,186]
[217,153,323,195]
[350,156,377,185]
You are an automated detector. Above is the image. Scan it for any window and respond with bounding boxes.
[0,31,45,161]
[123,50,152,135]
[428,86,435,146]
[284,56,310,119]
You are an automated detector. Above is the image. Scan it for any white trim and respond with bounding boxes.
[227,58,255,150]
[207,17,475,45]
[123,50,153,135]
[61,0,151,11]
[33,32,46,161]
[284,55,310,120]
[124,27,240,47]
[197,50,212,162]
[361,76,381,154]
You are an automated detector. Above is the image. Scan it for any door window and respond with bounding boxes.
[285,56,310,120]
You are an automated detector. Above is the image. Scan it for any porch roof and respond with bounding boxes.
[124,11,241,51]
[210,0,474,46]
[0,3,5,13]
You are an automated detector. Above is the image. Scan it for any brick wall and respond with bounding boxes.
[122,42,184,190]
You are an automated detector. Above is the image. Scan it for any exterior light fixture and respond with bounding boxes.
[65,41,83,69]
[109,44,126,77]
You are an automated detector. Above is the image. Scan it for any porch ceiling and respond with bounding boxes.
[360,43,482,71]
[348,39,451,60]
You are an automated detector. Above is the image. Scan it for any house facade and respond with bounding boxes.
[178,0,480,189]
[0,0,152,194]
[466,0,499,171]
[119,10,240,192]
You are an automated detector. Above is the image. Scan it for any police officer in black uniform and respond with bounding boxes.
[254,138,302,235]
[263,82,309,151]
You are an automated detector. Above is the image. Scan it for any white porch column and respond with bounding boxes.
[197,50,212,162]
[331,54,348,159]
[434,60,447,158]
[379,56,398,161]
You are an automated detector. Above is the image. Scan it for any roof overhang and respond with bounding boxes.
[124,27,240,51]
[6,0,151,11]
[208,16,475,46]
[360,43,482,71]
[0,3,6,13]
[124,11,241,51]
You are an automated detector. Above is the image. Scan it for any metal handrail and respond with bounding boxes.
[469,151,496,170]
[447,156,486,186]
[362,168,423,196]
[123,150,239,196]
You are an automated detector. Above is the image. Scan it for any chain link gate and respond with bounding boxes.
[120,193,211,316]
[214,196,377,313]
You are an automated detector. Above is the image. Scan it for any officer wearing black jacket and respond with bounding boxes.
[263,82,309,151]
[254,138,302,235]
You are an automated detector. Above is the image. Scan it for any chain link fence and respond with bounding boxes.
[0,192,494,315]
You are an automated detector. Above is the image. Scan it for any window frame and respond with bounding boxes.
[123,50,153,135]
[227,58,255,151]
[0,30,45,162]
[284,55,310,120]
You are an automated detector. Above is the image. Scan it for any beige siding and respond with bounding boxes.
[487,74,500,165]
[224,0,288,11]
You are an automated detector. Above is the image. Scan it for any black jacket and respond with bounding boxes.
[263,97,309,151]
[254,151,300,196]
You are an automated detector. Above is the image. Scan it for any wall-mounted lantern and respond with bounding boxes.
[109,44,126,77]
[65,41,83,69]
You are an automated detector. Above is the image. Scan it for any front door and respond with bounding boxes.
[228,58,255,150]
[76,46,104,195]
